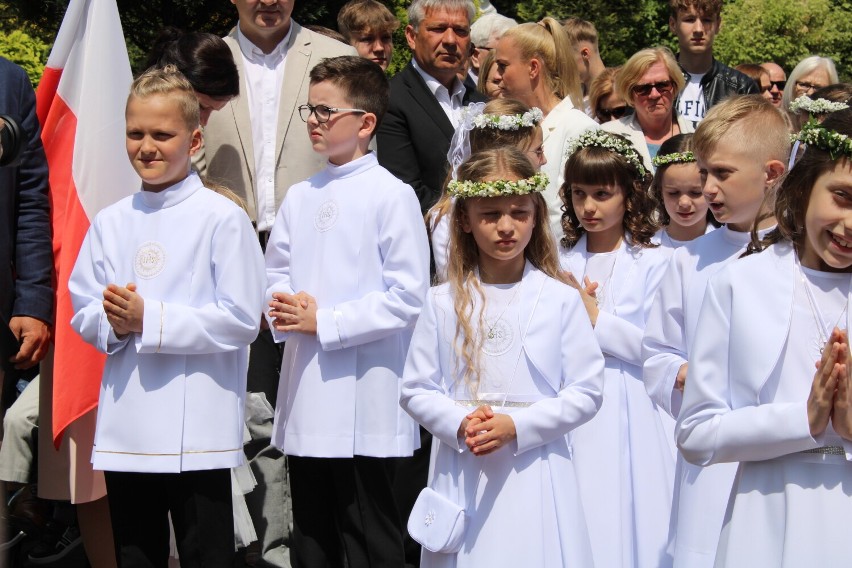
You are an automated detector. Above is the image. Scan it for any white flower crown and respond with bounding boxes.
[789,95,849,115]
[652,151,695,167]
[566,129,647,177]
[468,107,545,130]
[793,119,852,160]
[447,173,549,198]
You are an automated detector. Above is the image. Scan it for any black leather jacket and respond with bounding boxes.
[680,58,759,110]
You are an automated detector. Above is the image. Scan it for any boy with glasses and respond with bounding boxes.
[669,0,758,126]
[264,56,430,567]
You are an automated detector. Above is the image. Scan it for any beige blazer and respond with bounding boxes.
[197,23,356,222]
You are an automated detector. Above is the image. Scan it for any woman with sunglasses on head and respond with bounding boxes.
[602,47,694,173]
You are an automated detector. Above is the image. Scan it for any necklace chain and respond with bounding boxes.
[798,263,850,354]
[484,281,521,340]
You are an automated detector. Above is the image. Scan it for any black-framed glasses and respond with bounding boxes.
[632,80,674,97]
[769,80,786,91]
[298,103,367,123]
[596,105,630,121]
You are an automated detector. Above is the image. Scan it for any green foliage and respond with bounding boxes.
[713,0,851,81]
[495,0,675,66]
[0,29,50,86]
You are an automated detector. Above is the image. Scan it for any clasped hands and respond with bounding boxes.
[103,283,144,338]
[458,404,516,456]
[268,291,318,335]
[808,328,852,441]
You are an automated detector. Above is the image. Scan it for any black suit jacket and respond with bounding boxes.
[0,57,53,328]
[377,62,486,213]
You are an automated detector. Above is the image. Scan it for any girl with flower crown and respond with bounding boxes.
[401,146,604,566]
[651,134,718,249]
[677,108,852,565]
[428,98,546,282]
[558,130,675,568]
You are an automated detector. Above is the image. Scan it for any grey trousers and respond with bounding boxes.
[0,375,38,484]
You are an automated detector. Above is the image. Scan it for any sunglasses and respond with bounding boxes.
[769,80,786,90]
[632,80,674,97]
[596,106,630,120]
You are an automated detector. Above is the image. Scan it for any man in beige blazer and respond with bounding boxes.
[198,2,355,226]
[197,3,354,567]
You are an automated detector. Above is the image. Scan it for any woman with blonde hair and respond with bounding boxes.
[603,46,692,173]
[493,17,598,235]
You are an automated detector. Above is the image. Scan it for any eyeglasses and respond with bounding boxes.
[769,80,786,91]
[596,106,630,121]
[632,80,674,97]
[795,80,826,94]
[298,103,367,124]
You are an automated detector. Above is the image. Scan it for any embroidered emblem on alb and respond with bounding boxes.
[482,318,514,356]
[425,511,435,526]
[134,241,166,279]
[314,200,339,232]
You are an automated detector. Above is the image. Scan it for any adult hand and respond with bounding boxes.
[8,316,50,369]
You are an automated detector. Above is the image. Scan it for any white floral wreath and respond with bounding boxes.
[447,173,549,198]
[566,129,647,177]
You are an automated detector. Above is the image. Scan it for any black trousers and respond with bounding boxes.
[288,455,405,568]
[104,469,234,568]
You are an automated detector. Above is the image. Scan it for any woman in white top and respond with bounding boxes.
[677,110,852,566]
[492,17,598,234]
[603,47,693,173]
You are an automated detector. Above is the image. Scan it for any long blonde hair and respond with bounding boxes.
[500,17,583,109]
[447,146,561,394]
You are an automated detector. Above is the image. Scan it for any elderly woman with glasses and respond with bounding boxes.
[602,47,694,173]
[781,55,839,114]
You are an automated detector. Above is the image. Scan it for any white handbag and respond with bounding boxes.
[407,484,468,553]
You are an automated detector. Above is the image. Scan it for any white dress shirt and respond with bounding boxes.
[411,59,466,128]
[236,25,292,232]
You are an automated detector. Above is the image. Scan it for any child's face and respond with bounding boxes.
[800,161,852,271]
[351,28,394,71]
[523,127,546,170]
[697,137,780,231]
[195,91,232,127]
[570,182,626,241]
[661,163,708,229]
[669,6,720,57]
[305,80,370,166]
[126,94,201,193]
[462,192,536,271]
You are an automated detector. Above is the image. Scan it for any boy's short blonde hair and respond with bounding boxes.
[563,17,598,49]
[129,65,200,130]
[693,95,791,165]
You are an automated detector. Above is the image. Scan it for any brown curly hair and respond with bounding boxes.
[559,133,659,249]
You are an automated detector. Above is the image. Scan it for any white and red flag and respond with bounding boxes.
[36,0,138,445]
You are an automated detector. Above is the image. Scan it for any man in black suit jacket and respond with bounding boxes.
[0,57,52,388]
[377,0,485,214]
